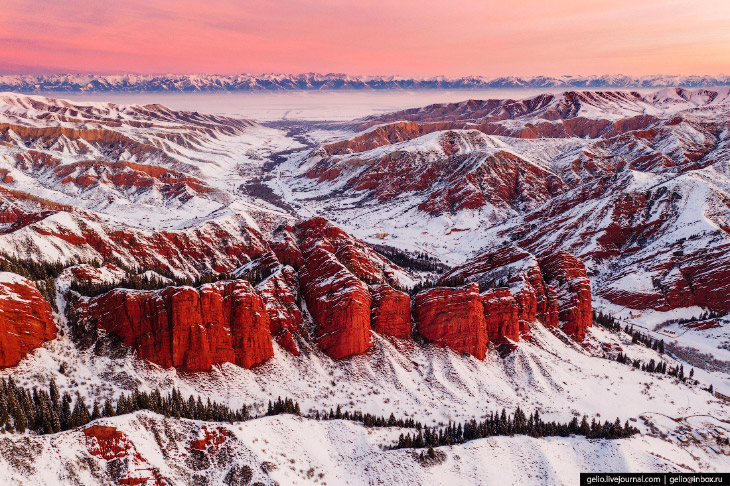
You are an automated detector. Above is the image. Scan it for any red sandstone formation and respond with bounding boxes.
[84,425,133,461]
[369,284,411,338]
[0,188,267,277]
[53,160,214,198]
[295,217,399,285]
[441,245,559,330]
[78,280,274,371]
[190,425,230,453]
[68,263,126,284]
[83,425,166,485]
[481,288,520,342]
[538,252,593,341]
[413,284,487,359]
[234,249,281,281]
[271,224,303,268]
[298,245,372,359]
[256,266,303,355]
[311,131,564,217]
[0,272,56,368]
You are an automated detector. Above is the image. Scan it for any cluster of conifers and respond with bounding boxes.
[593,310,666,353]
[0,253,62,311]
[0,379,637,450]
[594,311,714,392]
[0,378,249,434]
[393,408,639,449]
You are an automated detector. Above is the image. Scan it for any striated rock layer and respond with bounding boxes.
[297,245,373,359]
[256,266,303,356]
[481,288,520,342]
[441,245,559,331]
[0,272,57,368]
[538,251,593,341]
[369,284,411,338]
[78,280,273,371]
[413,284,488,359]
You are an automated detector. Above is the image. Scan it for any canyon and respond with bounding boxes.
[0,88,728,484]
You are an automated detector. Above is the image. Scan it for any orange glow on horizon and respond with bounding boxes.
[0,0,728,76]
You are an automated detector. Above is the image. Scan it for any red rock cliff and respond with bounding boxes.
[0,272,57,368]
[256,266,303,356]
[538,252,593,341]
[295,217,402,285]
[298,245,373,359]
[413,284,487,359]
[481,288,520,342]
[78,280,273,370]
[440,245,559,329]
[369,284,411,338]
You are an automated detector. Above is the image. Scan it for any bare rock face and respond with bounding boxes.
[83,424,166,485]
[599,241,730,314]
[292,217,418,357]
[256,266,303,356]
[271,224,303,268]
[441,245,558,329]
[0,189,267,279]
[538,252,593,341]
[369,284,411,338]
[481,288,520,342]
[298,245,373,359]
[83,425,132,461]
[295,217,401,285]
[0,272,57,368]
[78,280,274,371]
[413,284,487,359]
[542,284,560,330]
[310,131,564,218]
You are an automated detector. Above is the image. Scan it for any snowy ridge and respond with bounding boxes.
[1,74,729,93]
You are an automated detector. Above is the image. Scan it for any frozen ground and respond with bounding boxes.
[1,89,729,484]
[0,410,725,486]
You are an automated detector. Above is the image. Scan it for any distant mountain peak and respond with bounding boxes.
[0,73,728,93]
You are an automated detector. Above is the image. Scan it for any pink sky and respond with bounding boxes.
[1,0,728,76]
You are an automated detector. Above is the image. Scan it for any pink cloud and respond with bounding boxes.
[0,0,728,76]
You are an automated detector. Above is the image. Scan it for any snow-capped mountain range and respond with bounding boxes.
[0,73,729,92]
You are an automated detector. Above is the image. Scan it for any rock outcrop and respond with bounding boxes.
[271,225,303,268]
[295,217,398,285]
[291,217,412,358]
[481,288,520,342]
[83,424,166,485]
[441,245,559,330]
[0,272,57,368]
[256,266,303,356]
[538,252,593,341]
[78,280,274,370]
[413,284,487,359]
[297,245,372,359]
[369,284,411,338]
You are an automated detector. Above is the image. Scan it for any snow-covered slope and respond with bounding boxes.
[278,88,730,314]
[1,90,729,485]
[0,92,300,231]
[0,411,725,486]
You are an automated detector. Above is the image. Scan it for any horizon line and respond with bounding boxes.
[1,72,729,78]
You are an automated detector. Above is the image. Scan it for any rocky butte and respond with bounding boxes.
[77,280,273,371]
[63,218,598,371]
[0,272,57,368]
